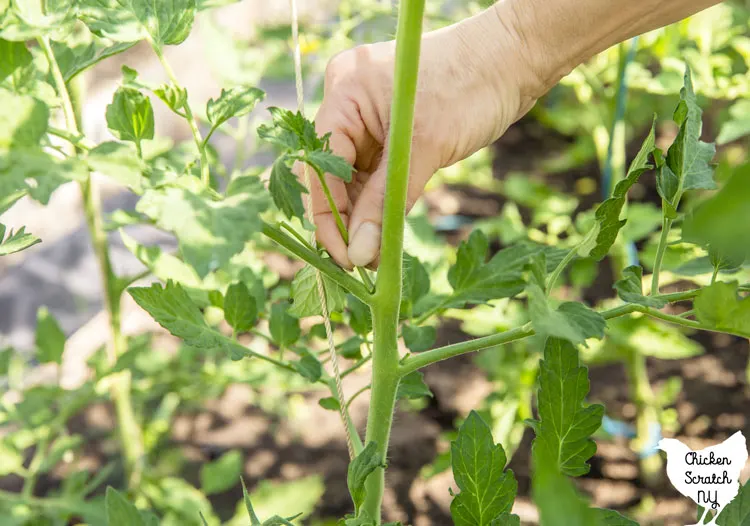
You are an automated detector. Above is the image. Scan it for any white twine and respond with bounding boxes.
[289,0,354,460]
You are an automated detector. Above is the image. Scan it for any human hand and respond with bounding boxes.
[308,7,541,270]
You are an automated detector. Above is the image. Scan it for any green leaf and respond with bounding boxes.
[402,324,436,353]
[401,252,430,315]
[120,230,202,288]
[717,100,750,145]
[136,177,269,277]
[224,282,258,333]
[305,149,353,182]
[595,509,639,525]
[318,397,340,411]
[154,82,187,114]
[613,266,666,308]
[293,350,322,382]
[129,281,248,360]
[0,89,48,148]
[200,450,243,495]
[51,32,136,82]
[527,281,605,347]
[714,479,750,525]
[396,371,433,400]
[207,86,264,132]
[35,306,65,364]
[447,231,564,307]
[347,441,384,515]
[694,281,750,338]
[348,295,372,336]
[0,39,33,91]
[682,163,750,266]
[579,121,655,260]
[0,148,87,205]
[257,107,322,152]
[288,265,346,318]
[247,476,323,524]
[106,487,145,526]
[239,477,262,525]
[338,336,364,359]
[529,338,604,477]
[269,301,300,348]
[450,411,517,526]
[106,87,154,146]
[87,141,146,191]
[268,155,307,220]
[0,224,40,255]
[490,513,521,526]
[79,0,196,46]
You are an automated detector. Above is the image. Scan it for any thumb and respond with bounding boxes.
[347,156,434,267]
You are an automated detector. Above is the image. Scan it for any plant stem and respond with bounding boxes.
[47,126,95,150]
[346,383,371,410]
[150,43,211,185]
[546,247,577,293]
[262,222,372,303]
[650,216,673,295]
[626,349,663,486]
[39,36,145,489]
[361,0,425,519]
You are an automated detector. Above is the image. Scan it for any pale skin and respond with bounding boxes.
[310,0,722,270]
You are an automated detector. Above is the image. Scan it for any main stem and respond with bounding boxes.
[39,36,144,488]
[361,0,425,520]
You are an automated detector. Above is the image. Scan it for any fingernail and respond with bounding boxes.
[348,222,381,267]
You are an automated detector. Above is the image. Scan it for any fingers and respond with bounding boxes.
[348,157,435,268]
[303,104,357,269]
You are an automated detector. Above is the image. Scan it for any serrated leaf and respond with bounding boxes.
[129,281,248,360]
[450,411,517,526]
[580,122,655,260]
[0,224,40,255]
[530,338,604,477]
[447,231,564,307]
[694,281,750,338]
[347,441,384,514]
[269,301,300,348]
[207,86,264,131]
[257,107,322,152]
[35,306,65,364]
[288,265,346,318]
[224,282,257,332]
[268,156,307,220]
[402,324,436,353]
[87,141,146,191]
[79,0,196,46]
[490,513,521,526]
[52,35,136,82]
[305,149,353,182]
[106,487,145,526]
[106,87,154,146]
[714,479,750,525]
[613,266,666,308]
[527,284,605,347]
[396,371,433,400]
[136,177,269,277]
[154,82,187,113]
[200,450,242,495]
[0,148,87,205]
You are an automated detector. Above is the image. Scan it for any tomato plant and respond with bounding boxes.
[1,0,749,525]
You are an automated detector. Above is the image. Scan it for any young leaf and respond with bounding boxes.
[578,121,655,261]
[402,324,436,353]
[200,450,243,495]
[106,87,154,146]
[269,301,301,348]
[257,107,322,152]
[304,149,353,182]
[529,338,604,477]
[613,266,666,308]
[136,178,269,277]
[396,371,433,400]
[293,350,323,382]
[694,281,750,338]
[154,83,187,114]
[87,142,146,191]
[79,0,196,46]
[450,411,518,526]
[106,487,145,526]
[207,86,264,132]
[268,156,307,220]
[129,281,248,360]
[288,265,346,318]
[319,397,340,411]
[224,282,258,333]
[35,306,65,364]
[0,225,41,255]
[240,477,262,526]
[347,441,384,515]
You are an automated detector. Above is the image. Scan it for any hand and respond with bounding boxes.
[308,7,540,270]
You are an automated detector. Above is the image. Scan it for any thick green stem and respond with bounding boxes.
[151,43,211,185]
[361,0,425,520]
[39,36,145,489]
[261,222,371,303]
[626,350,663,486]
